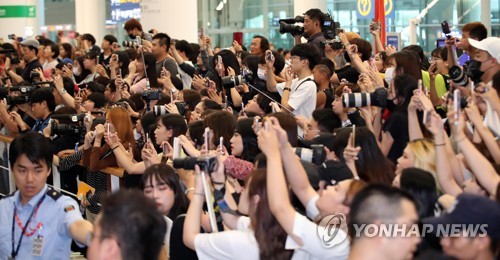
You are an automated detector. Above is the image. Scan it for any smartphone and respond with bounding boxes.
[254,117,262,132]
[267,51,274,62]
[107,123,110,135]
[86,112,91,122]
[233,32,243,46]
[219,137,224,154]
[205,78,210,88]
[217,56,223,76]
[8,34,14,40]
[17,37,23,42]
[146,133,149,144]
[204,127,210,153]
[371,19,379,30]
[241,102,245,113]
[351,125,356,147]
[418,79,423,94]
[173,137,181,159]
[423,110,432,125]
[118,68,122,78]
[162,142,167,154]
[453,89,460,125]
[199,28,204,39]
[336,28,345,35]
[170,90,174,103]
[441,21,451,38]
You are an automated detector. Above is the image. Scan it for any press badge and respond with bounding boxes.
[32,235,44,256]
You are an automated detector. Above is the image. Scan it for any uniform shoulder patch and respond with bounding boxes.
[46,188,62,201]
[64,205,75,212]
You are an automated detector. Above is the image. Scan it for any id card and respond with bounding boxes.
[32,236,44,256]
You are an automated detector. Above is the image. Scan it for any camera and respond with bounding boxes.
[141,89,162,101]
[0,49,21,64]
[294,144,326,166]
[173,155,218,172]
[319,39,344,50]
[51,113,87,123]
[279,12,340,40]
[221,70,254,89]
[30,71,40,80]
[449,66,469,87]
[122,40,139,48]
[279,16,305,36]
[342,88,388,108]
[51,122,85,136]
[152,102,187,117]
[2,85,39,105]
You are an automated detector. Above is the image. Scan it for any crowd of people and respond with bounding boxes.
[0,8,499,259]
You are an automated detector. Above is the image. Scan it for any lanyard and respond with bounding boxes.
[11,194,46,259]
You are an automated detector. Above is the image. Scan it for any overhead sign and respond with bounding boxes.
[357,0,394,19]
[0,5,36,18]
[110,0,141,22]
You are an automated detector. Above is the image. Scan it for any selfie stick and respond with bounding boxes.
[136,36,150,89]
[202,127,218,232]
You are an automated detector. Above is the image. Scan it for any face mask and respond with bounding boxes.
[384,67,395,85]
[128,33,135,39]
[257,68,267,80]
[73,68,81,76]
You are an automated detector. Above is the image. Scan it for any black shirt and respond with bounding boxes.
[307,32,326,56]
[22,59,43,83]
[382,111,409,164]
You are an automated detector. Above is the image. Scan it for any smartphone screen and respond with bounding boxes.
[351,125,356,147]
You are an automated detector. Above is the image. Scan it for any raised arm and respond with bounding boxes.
[265,50,278,92]
[260,119,303,245]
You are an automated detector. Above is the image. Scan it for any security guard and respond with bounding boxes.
[0,132,93,259]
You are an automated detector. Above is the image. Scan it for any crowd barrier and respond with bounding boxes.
[0,134,124,196]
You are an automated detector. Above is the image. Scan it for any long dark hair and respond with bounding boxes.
[400,168,438,219]
[211,50,240,91]
[203,111,236,152]
[391,50,422,81]
[140,164,189,220]
[333,127,395,184]
[235,118,260,162]
[393,74,418,112]
[159,114,188,145]
[248,169,293,260]
[138,52,158,89]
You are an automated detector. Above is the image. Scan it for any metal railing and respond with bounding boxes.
[0,134,124,196]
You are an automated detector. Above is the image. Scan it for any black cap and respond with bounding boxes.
[422,193,500,239]
[317,160,353,186]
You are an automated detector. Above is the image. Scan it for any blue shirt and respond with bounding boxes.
[0,185,84,259]
[31,116,51,133]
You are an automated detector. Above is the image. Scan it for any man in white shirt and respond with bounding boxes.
[266,44,321,119]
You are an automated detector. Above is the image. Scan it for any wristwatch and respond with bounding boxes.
[283,87,291,92]
[59,88,67,95]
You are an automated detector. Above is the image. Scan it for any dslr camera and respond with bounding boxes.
[141,89,162,101]
[0,49,21,64]
[153,102,187,117]
[294,144,326,166]
[173,155,218,172]
[1,85,39,105]
[342,88,388,108]
[221,69,254,89]
[50,113,87,142]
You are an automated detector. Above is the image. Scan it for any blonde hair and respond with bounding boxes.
[407,139,441,191]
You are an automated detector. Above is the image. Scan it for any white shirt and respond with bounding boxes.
[276,76,317,119]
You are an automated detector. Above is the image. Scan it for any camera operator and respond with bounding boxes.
[446,22,487,85]
[124,18,153,42]
[4,39,43,85]
[294,8,326,55]
[17,87,55,133]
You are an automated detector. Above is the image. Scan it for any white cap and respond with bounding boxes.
[468,37,500,63]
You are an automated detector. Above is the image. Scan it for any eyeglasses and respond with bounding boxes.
[290,56,304,61]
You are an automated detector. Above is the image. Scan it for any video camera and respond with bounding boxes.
[0,85,40,105]
[279,11,339,40]
[50,113,87,142]
[221,69,254,89]
[0,49,20,64]
[173,155,218,173]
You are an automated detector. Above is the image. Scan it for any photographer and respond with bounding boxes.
[124,18,153,42]
[27,88,55,133]
[4,39,43,84]
[294,8,326,55]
